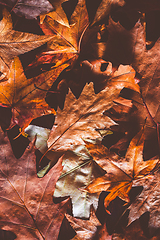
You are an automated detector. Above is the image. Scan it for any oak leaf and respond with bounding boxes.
[0,57,68,131]
[86,129,158,210]
[0,8,53,77]
[46,65,139,167]
[0,128,70,240]
[53,146,105,218]
[0,0,53,19]
[65,207,101,240]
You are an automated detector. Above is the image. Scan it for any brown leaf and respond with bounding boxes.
[0,57,68,131]
[0,127,71,239]
[0,8,53,77]
[65,207,101,240]
[0,0,54,19]
[128,169,160,229]
[91,0,125,25]
[86,129,158,210]
[46,65,139,166]
[40,0,69,27]
[30,0,101,81]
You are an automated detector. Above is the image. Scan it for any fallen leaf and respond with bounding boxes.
[46,65,139,168]
[0,0,54,19]
[0,57,68,131]
[0,8,53,77]
[0,127,71,240]
[91,0,125,26]
[53,146,105,218]
[86,129,158,210]
[128,169,160,229]
[31,0,94,73]
[40,0,69,27]
[103,96,139,155]
[65,207,101,240]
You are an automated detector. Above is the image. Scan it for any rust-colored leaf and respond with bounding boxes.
[0,8,53,78]
[65,207,101,240]
[40,0,69,27]
[0,57,68,131]
[45,65,139,169]
[0,128,70,240]
[86,129,158,210]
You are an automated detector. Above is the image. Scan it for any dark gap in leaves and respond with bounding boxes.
[139,212,150,238]
[7,125,30,159]
[111,8,141,30]
[35,149,50,176]
[135,71,142,82]
[146,11,160,43]
[58,215,76,240]
[0,105,12,130]
[53,195,70,204]
[86,0,102,23]
[143,128,159,160]
[62,0,78,23]
[129,186,143,203]
[100,62,109,72]
[12,12,44,35]
[30,114,55,129]
[45,68,69,110]
[106,197,127,234]
[102,131,125,153]
[0,8,3,20]
[96,191,108,224]
[19,44,48,78]
[25,63,56,78]
[0,229,17,240]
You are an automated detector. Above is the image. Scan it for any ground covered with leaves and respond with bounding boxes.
[0,0,160,239]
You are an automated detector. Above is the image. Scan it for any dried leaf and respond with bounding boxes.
[86,129,158,209]
[40,0,69,27]
[0,57,68,131]
[65,207,101,240]
[0,8,53,77]
[46,65,139,167]
[128,170,160,229]
[92,0,125,25]
[0,128,70,239]
[32,0,90,71]
[0,0,54,19]
[53,146,105,218]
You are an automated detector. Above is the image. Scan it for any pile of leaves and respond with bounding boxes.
[0,0,160,239]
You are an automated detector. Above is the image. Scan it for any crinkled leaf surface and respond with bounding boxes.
[86,129,158,209]
[53,146,105,218]
[0,128,71,240]
[65,207,101,240]
[34,0,89,70]
[0,0,53,19]
[0,57,68,131]
[0,8,53,77]
[47,64,139,156]
[128,169,160,229]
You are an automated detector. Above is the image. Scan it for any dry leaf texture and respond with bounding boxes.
[0,8,53,77]
[0,57,69,131]
[0,128,70,240]
[86,129,158,209]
